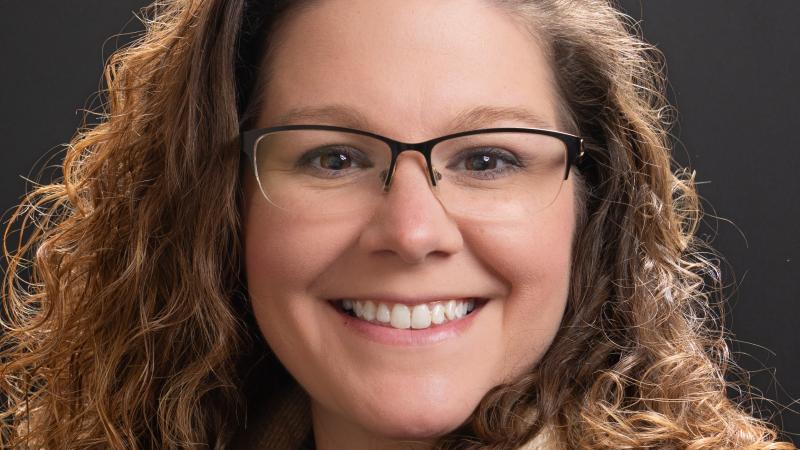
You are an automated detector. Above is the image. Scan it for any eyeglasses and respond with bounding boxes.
[241,125,585,220]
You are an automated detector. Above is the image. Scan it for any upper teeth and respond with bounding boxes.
[341,299,476,330]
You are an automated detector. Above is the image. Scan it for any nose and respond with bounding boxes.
[357,151,464,264]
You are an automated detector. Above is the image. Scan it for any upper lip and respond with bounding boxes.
[330,294,486,306]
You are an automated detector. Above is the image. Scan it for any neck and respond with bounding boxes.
[311,400,438,450]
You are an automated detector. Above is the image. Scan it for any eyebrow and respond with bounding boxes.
[270,104,556,133]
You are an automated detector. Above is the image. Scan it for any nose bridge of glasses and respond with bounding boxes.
[383,142,437,191]
[379,150,452,221]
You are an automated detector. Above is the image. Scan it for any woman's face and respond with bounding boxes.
[243,0,577,444]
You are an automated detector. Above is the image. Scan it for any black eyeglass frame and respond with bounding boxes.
[241,124,585,191]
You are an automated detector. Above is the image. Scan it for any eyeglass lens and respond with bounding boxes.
[251,129,568,220]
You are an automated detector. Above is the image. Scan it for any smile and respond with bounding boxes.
[332,298,484,330]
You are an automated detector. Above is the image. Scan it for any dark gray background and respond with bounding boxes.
[1,1,797,444]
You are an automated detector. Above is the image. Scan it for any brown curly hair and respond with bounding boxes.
[1,0,795,448]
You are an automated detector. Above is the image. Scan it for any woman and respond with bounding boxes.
[1,0,794,448]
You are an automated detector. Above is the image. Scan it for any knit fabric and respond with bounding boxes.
[229,352,315,450]
[230,379,315,449]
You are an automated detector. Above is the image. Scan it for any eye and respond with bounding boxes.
[447,147,522,179]
[318,150,352,171]
[296,145,374,176]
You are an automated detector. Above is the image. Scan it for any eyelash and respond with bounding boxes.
[447,147,524,179]
[296,146,373,176]
[295,146,524,180]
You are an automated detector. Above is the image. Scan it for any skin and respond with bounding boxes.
[242,0,578,448]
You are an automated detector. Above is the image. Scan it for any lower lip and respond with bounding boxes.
[327,299,487,346]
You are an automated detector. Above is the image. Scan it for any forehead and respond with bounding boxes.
[258,0,560,139]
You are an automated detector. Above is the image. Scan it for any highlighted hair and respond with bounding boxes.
[1,0,794,448]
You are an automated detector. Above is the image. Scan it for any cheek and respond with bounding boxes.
[243,173,357,292]
[245,217,338,288]
[461,182,576,376]
[242,175,362,355]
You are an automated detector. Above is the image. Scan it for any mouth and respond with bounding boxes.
[329,297,488,331]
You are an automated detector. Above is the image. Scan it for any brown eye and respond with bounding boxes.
[295,145,374,178]
[465,153,498,171]
[447,147,521,180]
[319,151,352,170]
